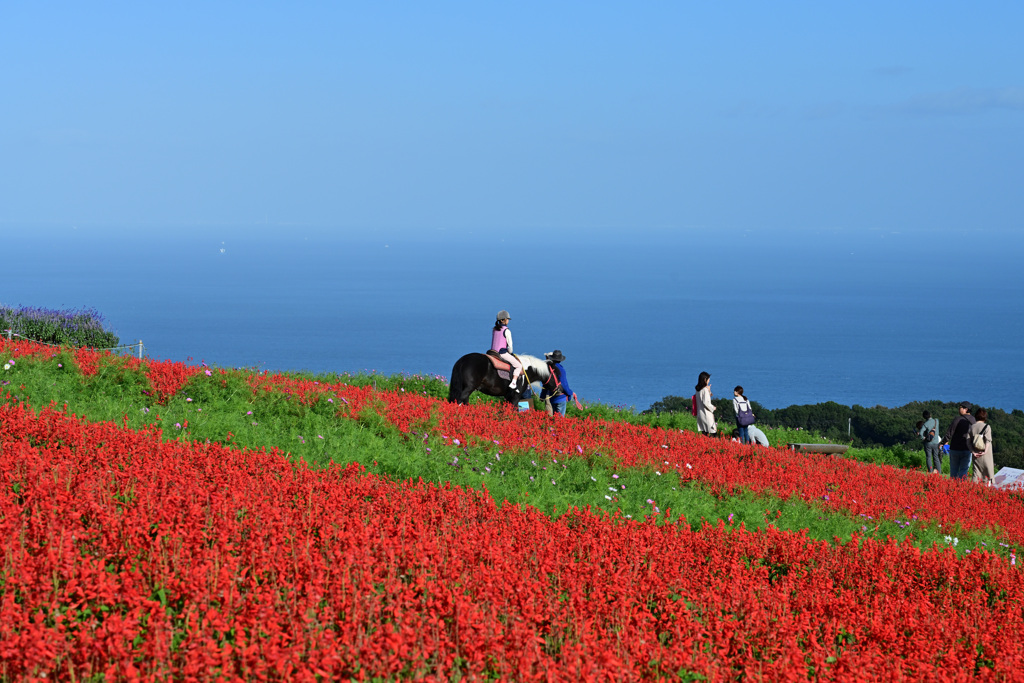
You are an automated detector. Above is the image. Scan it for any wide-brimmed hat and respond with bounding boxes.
[496,310,511,320]
[545,350,566,363]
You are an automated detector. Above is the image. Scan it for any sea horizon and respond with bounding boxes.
[4,225,1023,413]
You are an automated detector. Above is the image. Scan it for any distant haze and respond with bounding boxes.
[1,2,1022,237]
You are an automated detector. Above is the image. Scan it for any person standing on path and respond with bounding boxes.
[490,310,522,389]
[695,371,717,436]
[919,410,942,474]
[969,408,994,485]
[943,401,976,480]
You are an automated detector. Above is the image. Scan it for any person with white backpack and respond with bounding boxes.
[969,408,994,485]
[733,386,756,445]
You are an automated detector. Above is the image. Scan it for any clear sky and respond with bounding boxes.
[2,2,1021,237]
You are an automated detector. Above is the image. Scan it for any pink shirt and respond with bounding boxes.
[491,326,512,353]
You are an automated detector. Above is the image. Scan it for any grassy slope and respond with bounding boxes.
[1,350,1009,560]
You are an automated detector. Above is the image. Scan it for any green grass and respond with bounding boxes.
[0,352,1010,560]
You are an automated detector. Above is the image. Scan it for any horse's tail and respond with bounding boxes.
[447,357,466,403]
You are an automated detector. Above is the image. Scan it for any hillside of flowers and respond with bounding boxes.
[4,338,1023,551]
[2,338,1024,679]
[4,400,1024,681]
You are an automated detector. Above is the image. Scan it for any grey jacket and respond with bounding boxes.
[919,418,940,445]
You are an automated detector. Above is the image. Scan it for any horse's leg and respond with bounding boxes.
[448,361,465,403]
[503,379,523,405]
[456,382,475,404]
[450,356,490,405]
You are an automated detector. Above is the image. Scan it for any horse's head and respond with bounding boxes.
[517,354,551,384]
[504,356,548,404]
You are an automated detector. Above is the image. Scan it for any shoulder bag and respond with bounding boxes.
[971,424,990,453]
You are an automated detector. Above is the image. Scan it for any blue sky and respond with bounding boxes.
[2,2,1021,237]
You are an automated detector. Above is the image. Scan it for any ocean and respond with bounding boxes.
[5,225,1023,412]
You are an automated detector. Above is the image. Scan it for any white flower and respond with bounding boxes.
[2,364,8,371]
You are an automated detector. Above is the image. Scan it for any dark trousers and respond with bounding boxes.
[924,443,943,472]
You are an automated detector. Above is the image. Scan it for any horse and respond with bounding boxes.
[447,353,552,405]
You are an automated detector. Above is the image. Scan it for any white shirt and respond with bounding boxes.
[503,328,514,354]
[747,425,770,446]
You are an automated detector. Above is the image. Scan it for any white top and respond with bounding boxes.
[697,386,716,433]
[747,425,770,446]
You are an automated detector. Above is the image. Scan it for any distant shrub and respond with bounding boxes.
[0,305,120,348]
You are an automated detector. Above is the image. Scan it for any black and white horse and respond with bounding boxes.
[447,353,551,405]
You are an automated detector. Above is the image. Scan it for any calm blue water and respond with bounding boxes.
[5,226,1023,412]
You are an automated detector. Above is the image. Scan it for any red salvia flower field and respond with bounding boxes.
[2,339,1023,680]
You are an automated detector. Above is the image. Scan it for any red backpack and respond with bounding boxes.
[691,394,698,416]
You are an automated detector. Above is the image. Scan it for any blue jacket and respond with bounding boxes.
[541,362,573,404]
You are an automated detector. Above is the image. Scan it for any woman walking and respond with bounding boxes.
[969,408,994,485]
[695,371,717,436]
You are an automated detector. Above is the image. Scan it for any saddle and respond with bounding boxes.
[485,350,514,380]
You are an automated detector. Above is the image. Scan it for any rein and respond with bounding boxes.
[520,361,549,390]
[540,363,560,393]
[512,356,551,390]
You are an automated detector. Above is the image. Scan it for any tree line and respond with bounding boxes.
[646,396,1024,470]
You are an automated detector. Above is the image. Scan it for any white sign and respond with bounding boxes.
[992,467,1024,490]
